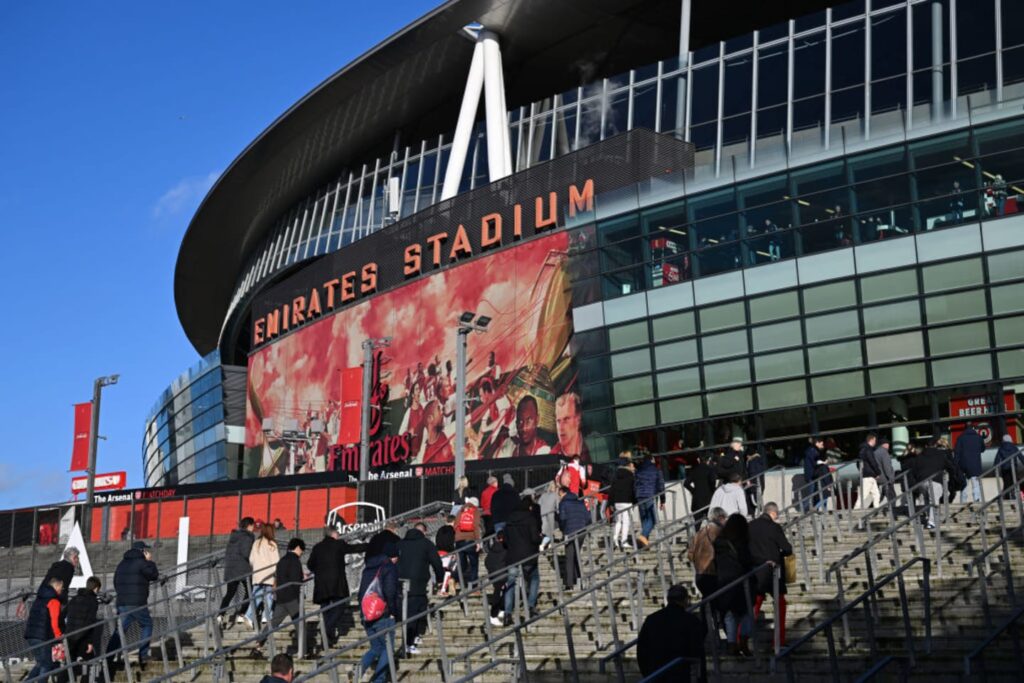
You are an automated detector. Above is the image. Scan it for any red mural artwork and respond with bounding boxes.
[245,231,585,478]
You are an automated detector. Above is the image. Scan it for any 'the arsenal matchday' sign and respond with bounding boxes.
[72,471,127,495]
[69,402,92,472]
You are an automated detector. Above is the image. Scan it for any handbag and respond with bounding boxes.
[784,554,797,584]
[51,643,65,662]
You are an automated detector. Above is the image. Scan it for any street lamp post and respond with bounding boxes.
[454,312,490,488]
[84,374,119,538]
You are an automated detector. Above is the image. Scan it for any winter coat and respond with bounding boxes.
[634,460,666,503]
[397,528,443,596]
[274,551,305,605]
[308,535,367,603]
[637,604,706,680]
[557,492,590,536]
[687,521,721,575]
[684,463,717,515]
[748,514,793,594]
[745,454,767,486]
[803,446,828,493]
[435,524,456,553]
[608,466,636,505]
[65,588,102,653]
[712,536,753,615]
[24,584,62,641]
[39,559,75,606]
[875,446,896,485]
[484,538,509,584]
[709,482,747,518]
[538,490,560,538]
[358,555,400,622]
[955,428,986,477]
[113,548,159,607]
[223,528,255,582]
[504,508,542,567]
[481,484,498,515]
[490,485,519,525]
[259,676,290,683]
[913,447,949,483]
[249,539,280,585]
[859,442,881,478]
[995,442,1023,474]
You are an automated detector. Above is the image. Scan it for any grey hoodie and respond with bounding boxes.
[539,489,560,537]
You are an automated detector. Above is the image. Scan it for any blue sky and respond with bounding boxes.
[0,1,439,508]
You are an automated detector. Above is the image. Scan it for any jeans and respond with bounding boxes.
[723,611,753,643]
[504,564,540,615]
[960,476,982,503]
[613,503,632,546]
[219,579,250,618]
[246,583,274,624]
[115,605,154,658]
[455,540,479,587]
[361,616,395,683]
[493,522,507,534]
[26,637,57,679]
[638,500,657,539]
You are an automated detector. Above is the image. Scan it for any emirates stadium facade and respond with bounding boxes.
[145,0,1024,488]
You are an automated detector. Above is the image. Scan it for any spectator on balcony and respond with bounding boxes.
[749,502,793,647]
[994,174,1008,215]
[955,424,985,503]
[951,180,965,222]
[688,507,728,599]
[634,453,666,548]
[713,514,754,657]
[219,517,255,628]
[637,585,706,681]
[557,486,590,591]
[710,473,747,519]
[684,454,717,526]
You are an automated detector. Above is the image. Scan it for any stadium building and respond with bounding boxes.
[148,0,1024,490]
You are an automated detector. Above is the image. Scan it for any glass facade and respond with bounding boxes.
[222,0,1024,345]
[143,352,234,487]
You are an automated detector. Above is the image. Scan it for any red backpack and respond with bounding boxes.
[457,506,477,532]
[558,465,581,494]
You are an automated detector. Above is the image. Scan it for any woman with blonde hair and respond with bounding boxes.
[452,475,471,516]
[246,524,279,627]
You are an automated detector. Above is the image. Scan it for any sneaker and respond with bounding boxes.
[489,616,503,626]
[926,522,936,530]
[414,636,423,647]
[406,645,420,655]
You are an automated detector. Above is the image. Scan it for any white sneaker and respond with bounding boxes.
[489,616,503,626]
[406,645,420,655]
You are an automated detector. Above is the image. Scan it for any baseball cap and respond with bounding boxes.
[131,541,151,551]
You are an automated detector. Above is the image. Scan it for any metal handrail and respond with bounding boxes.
[854,655,909,682]
[637,656,703,682]
[963,601,1024,676]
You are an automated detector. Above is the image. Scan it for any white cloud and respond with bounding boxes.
[152,170,220,219]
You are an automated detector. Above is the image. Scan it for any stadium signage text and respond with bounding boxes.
[251,179,594,347]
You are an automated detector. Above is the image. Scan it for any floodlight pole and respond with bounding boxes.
[84,374,118,539]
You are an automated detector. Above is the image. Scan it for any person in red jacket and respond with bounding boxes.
[480,476,498,535]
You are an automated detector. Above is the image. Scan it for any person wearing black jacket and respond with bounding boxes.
[434,517,455,553]
[490,474,520,532]
[858,434,882,510]
[744,448,767,516]
[260,653,294,683]
[66,577,104,680]
[307,527,368,646]
[358,543,401,683]
[39,547,79,607]
[609,459,636,549]
[955,425,985,503]
[716,439,747,485]
[397,523,443,654]
[256,538,306,656]
[713,514,754,657]
[748,503,793,646]
[110,541,159,665]
[685,455,717,525]
[364,523,401,561]
[484,532,509,625]
[637,585,706,681]
[912,443,949,529]
[503,498,542,617]
[219,518,256,628]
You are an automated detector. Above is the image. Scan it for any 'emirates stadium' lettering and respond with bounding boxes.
[252,179,594,347]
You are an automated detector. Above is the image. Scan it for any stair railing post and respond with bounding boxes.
[834,566,851,646]
[825,623,840,683]
[814,512,825,583]
[604,578,624,683]
[434,610,452,682]
[513,624,530,683]
[773,564,782,657]
[896,567,915,666]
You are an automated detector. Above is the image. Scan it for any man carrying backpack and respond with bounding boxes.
[454,497,483,590]
[358,542,401,683]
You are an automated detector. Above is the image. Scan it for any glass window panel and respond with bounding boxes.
[860,270,919,304]
[921,258,983,293]
[812,371,865,402]
[616,403,656,430]
[755,350,806,382]
[598,215,642,245]
[657,367,702,397]
[706,388,753,416]
[987,251,1024,283]
[910,133,977,230]
[608,321,649,351]
[613,376,654,404]
[930,322,991,355]
[871,11,906,81]
[632,81,657,132]
[803,280,857,313]
[654,339,699,368]
[808,340,863,373]
[805,310,860,343]
[610,348,651,377]
[992,283,1024,314]
[995,316,1024,348]
[700,301,746,332]
[757,42,789,108]
[724,55,753,118]
[925,290,987,324]
[652,312,696,342]
[869,362,927,394]
[794,31,826,100]
[600,238,646,271]
[865,331,924,364]
[863,301,921,334]
[659,396,703,423]
[690,189,739,244]
[957,0,996,60]
[758,380,808,410]
[752,320,803,352]
[659,76,680,135]
[704,358,751,389]
[702,331,750,360]
[691,63,720,125]
[749,291,799,323]
[998,350,1024,378]
[931,353,993,386]
[831,22,865,90]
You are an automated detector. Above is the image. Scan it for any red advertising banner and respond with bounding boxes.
[71,471,126,495]
[949,391,1020,447]
[70,402,92,472]
[338,367,363,445]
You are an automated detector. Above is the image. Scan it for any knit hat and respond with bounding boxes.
[1004,434,1013,443]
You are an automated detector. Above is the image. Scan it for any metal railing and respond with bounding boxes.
[964,602,1024,678]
